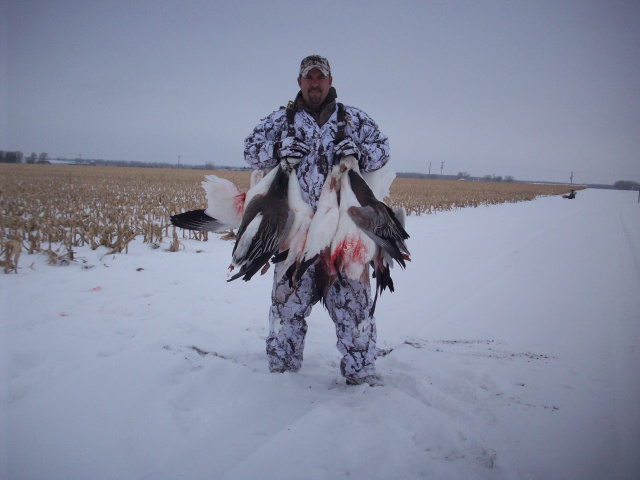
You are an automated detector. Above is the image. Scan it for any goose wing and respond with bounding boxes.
[228,208,294,282]
[347,169,410,265]
[171,170,270,233]
[201,175,246,229]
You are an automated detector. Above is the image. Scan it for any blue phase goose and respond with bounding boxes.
[344,164,410,316]
[347,168,410,268]
[227,160,296,282]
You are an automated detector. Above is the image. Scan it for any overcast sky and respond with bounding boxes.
[2,0,638,184]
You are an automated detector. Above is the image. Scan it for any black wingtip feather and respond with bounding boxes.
[170,209,227,232]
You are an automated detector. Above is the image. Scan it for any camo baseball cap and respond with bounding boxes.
[299,55,331,77]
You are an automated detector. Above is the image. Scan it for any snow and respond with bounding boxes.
[2,188,639,480]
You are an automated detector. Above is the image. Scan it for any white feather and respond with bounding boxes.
[201,175,245,229]
[361,163,396,201]
[299,163,341,262]
[199,168,270,232]
[232,213,263,264]
[276,169,314,282]
[250,169,263,188]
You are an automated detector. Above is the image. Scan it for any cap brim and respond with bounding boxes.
[300,65,331,77]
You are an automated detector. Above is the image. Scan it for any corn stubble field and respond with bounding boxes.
[0,164,580,273]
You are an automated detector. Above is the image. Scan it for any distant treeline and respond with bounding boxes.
[613,180,640,191]
[397,172,514,182]
[0,151,26,163]
[0,151,252,171]
[2,150,638,190]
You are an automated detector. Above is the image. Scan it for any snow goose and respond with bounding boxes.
[227,160,294,282]
[293,162,342,285]
[329,156,377,285]
[272,166,314,282]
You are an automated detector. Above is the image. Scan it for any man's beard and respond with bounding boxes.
[307,88,323,105]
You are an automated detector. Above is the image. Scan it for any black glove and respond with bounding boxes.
[334,137,360,160]
[275,137,310,160]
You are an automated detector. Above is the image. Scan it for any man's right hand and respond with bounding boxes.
[276,137,310,160]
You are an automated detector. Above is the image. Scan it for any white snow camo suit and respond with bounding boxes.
[244,88,390,380]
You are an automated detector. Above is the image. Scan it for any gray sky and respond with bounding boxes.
[2,0,639,184]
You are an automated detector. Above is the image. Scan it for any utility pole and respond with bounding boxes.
[428,162,431,175]
[178,155,181,168]
[440,162,444,176]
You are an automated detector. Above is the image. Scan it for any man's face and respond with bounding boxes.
[298,68,333,108]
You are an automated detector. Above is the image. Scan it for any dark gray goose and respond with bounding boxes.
[347,168,410,268]
[346,165,410,315]
[227,161,294,282]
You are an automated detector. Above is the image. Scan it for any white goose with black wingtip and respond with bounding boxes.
[329,156,377,284]
[293,162,342,285]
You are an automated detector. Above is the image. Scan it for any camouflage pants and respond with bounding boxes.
[267,264,377,379]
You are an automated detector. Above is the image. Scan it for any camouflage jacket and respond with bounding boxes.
[244,88,390,210]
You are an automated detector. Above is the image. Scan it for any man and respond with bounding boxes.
[244,55,390,385]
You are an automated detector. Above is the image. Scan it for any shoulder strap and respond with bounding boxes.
[335,103,346,143]
[285,101,297,137]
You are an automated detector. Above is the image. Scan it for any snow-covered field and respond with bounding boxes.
[2,188,639,480]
